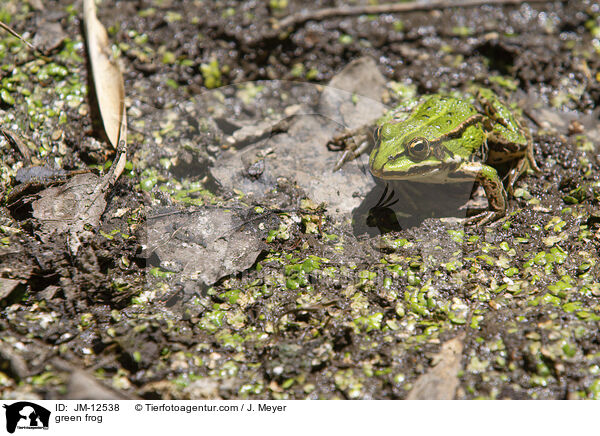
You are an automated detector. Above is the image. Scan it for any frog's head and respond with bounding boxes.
[369,124,444,180]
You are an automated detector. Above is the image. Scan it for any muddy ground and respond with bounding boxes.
[1,0,600,400]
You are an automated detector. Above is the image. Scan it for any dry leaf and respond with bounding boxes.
[406,334,465,400]
[22,1,130,255]
[147,207,273,287]
[83,0,127,150]
[31,173,107,254]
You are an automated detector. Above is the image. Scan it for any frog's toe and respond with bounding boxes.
[332,140,369,172]
[506,156,539,195]
[465,210,505,226]
[333,149,353,172]
[529,157,542,174]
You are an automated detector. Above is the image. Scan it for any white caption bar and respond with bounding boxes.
[0,400,596,436]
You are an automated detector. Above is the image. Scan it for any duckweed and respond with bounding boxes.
[3,1,599,401]
[200,58,222,89]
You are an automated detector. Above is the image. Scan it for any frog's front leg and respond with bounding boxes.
[454,162,508,225]
[329,125,373,171]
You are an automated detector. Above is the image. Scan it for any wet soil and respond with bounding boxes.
[1,0,599,399]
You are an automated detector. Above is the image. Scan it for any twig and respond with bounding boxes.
[103,139,128,187]
[0,20,37,51]
[274,0,567,31]
[0,20,51,61]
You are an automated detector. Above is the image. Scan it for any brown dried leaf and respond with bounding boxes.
[83,0,127,149]
[31,173,107,254]
[407,334,465,400]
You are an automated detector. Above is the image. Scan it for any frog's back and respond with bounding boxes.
[397,96,479,142]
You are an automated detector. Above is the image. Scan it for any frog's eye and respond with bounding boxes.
[373,126,382,142]
[406,137,430,161]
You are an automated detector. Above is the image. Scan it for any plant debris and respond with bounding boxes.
[0,0,599,401]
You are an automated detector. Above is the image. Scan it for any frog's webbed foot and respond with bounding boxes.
[504,125,540,193]
[506,158,527,195]
[333,140,370,171]
[527,145,541,174]
[506,148,541,195]
[457,162,508,226]
[329,126,372,171]
[465,210,506,227]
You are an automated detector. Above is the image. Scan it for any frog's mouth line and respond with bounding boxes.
[371,163,438,179]
[372,161,465,182]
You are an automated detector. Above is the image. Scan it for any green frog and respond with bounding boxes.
[366,88,539,225]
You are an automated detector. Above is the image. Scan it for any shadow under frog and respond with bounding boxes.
[352,178,477,237]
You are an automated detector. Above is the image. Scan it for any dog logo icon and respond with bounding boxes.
[3,402,50,433]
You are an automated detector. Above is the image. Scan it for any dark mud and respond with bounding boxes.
[1,0,599,399]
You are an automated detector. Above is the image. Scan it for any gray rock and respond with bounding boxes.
[146,207,275,287]
[32,21,67,53]
[211,57,388,222]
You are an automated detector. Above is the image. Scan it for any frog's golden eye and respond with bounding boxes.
[406,137,430,161]
[374,126,382,142]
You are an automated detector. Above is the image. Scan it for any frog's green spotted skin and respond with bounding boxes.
[368,89,538,225]
[477,88,530,162]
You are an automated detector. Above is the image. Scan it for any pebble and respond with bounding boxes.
[51,129,63,141]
